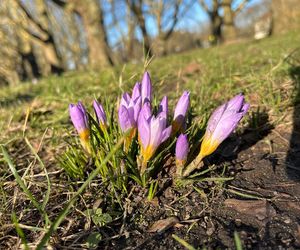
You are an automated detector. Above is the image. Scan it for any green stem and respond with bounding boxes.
[182,155,204,177]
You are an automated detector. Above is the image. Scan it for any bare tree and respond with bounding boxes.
[38,0,114,69]
[149,0,194,55]
[198,0,222,43]
[222,0,250,40]
[126,0,153,57]
[198,0,251,43]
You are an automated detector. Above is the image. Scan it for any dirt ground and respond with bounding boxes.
[93,108,300,250]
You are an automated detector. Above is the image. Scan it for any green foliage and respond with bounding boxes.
[172,234,196,250]
[86,232,102,249]
[59,146,88,179]
[84,208,112,227]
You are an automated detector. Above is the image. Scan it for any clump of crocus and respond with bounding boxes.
[118,83,142,150]
[175,134,189,176]
[182,94,249,177]
[172,91,190,134]
[69,101,91,153]
[138,102,172,173]
[93,100,107,131]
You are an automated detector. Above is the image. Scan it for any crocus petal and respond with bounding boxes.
[227,93,244,111]
[176,134,189,161]
[118,105,134,132]
[241,103,250,115]
[138,102,152,125]
[133,96,142,122]
[93,100,107,125]
[132,82,141,101]
[174,91,190,120]
[158,96,168,120]
[173,91,190,132]
[77,101,88,128]
[149,116,164,150]
[161,125,172,143]
[211,113,244,144]
[69,102,88,133]
[141,71,152,104]
[206,104,226,135]
[138,113,150,149]
[120,92,131,107]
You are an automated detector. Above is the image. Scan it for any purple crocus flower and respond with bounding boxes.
[175,134,189,163]
[132,82,141,101]
[175,133,189,176]
[93,100,107,129]
[138,103,172,168]
[118,92,141,132]
[141,71,152,104]
[69,101,90,152]
[173,91,190,133]
[199,94,250,159]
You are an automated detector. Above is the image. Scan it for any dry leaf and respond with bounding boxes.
[148,216,179,233]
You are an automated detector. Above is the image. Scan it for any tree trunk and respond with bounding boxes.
[209,0,223,44]
[71,0,114,68]
[127,0,153,58]
[222,0,236,41]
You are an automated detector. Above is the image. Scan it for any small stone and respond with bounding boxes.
[235,218,242,227]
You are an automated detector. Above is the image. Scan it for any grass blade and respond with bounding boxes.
[25,137,51,218]
[1,145,49,223]
[234,231,243,250]
[172,234,196,250]
[12,212,29,250]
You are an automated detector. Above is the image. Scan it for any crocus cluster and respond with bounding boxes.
[117,72,190,173]
[68,71,249,179]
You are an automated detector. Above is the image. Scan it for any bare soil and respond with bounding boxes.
[96,109,300,250]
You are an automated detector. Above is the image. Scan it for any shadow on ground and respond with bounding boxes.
[0,93,34,108]
[286,49,300,181]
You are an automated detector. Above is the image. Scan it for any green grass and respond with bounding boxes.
[0,30,299,248]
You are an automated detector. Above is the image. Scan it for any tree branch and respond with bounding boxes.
[198,0,211,14]
[234,0,250,15]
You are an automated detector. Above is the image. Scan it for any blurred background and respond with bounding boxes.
[0,0,299,86]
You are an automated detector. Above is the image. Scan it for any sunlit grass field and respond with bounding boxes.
[1,31,298,143]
